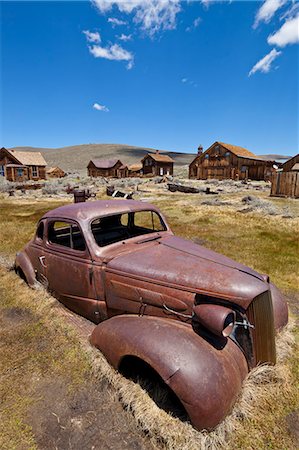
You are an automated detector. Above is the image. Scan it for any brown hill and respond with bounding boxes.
[10,144,196,174]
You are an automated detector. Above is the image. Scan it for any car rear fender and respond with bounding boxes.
[15,250,37,287]
[90,314,248,430]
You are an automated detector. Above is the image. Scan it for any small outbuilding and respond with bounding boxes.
[0,147,47,182]
[117,164,129,178]
[271,154,299,198]
[141,150,174,177]
[128,163,143,177]
[46,166,66,178]
[189,142,275,181]
[87,159,123,178]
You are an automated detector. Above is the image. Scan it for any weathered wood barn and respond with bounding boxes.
[271,154,299,198]
[141,151,174,176]
[87,159,123,178]
[46,166,66,178]
[189,142,275,181]
[0,147,47,182]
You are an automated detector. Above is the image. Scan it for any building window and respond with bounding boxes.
[17,168,23,177]
[0,165,4,176]
[32,166,38,177]
[225,152,230,157]
[205,154,209,159]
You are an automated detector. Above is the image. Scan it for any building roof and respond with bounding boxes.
[282,153,299,169]
[291,163,299,171]
[142,152,174,163]
[46,166,65,174]
[89,159,121,169]
[119,164,128,170]
[7,149,47,166]
[218,142,257,158]
[129,163,143,171]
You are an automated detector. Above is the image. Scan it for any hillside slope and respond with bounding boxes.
[10,144,196,173]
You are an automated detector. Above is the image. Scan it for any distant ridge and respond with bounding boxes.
[10,143,196,174]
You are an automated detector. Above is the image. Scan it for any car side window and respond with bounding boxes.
[133,211,165,233]
[48,221,86,251]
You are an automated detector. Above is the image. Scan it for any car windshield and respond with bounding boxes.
[91,210,167,247]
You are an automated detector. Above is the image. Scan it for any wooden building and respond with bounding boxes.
[141,151,174,177]
[117,164,129,178]
[46,166,66,178]
[87,159,123,178]
[189,142,275,181]
[281,154,299,172]
[128,163,143,177]
[0,147,47,182]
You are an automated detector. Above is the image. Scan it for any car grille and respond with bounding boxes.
[246,290,276,365]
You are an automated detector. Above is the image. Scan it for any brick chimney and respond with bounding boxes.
[197,145,203,155]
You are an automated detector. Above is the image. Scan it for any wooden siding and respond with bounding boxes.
[189,143,274,181]
[142,156,173,176]
[87,160,123,178]
[271,171,299,198]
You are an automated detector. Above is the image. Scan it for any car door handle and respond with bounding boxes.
[39,256,47,268]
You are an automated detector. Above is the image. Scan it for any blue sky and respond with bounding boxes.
[1,0,298,155]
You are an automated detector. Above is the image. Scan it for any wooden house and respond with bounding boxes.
[271,154,299,198]
[87,159,123,178]
[117,164,129,178]
[189,142,275,181]
[128,163,143,177]
[46,166,66,178]
[141,151,174,177]
[0,147,47,182]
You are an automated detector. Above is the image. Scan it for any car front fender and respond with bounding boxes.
[15,250,37,288]
[90,315,248,430]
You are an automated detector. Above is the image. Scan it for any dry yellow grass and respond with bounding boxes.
[0,193,298,449]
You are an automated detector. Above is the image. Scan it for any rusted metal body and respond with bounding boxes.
[15,200,288,431]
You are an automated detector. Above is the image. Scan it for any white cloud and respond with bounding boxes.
[83,30,101,43]
[93,102,109,112]
[253,0,287,29]
[186,16,201,32]
[89,43,134,69]
[268,14,299,47]
[248,48,281,76]
[92,0,181,36]
[181,77,188,83]
[108,17,127,26]
[117,33,132,41]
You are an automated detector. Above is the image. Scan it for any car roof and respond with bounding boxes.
[43,199,161,223]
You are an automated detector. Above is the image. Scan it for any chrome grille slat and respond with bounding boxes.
[247,290,276,365]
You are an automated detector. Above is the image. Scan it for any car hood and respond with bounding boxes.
[106,235,268,307]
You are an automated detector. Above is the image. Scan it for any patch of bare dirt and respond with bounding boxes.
[28,377,155,450]
[286,410,299,445]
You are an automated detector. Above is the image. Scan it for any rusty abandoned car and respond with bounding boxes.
[15,200,288,431]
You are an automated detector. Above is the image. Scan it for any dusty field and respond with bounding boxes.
[0,178,298,450]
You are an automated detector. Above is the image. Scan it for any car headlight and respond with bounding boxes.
[193,304,236,337]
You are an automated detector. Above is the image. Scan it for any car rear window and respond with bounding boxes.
[91,211,166,247]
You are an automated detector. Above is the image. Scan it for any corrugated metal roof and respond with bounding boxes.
[90,159,120,169]
[7,149,47,166]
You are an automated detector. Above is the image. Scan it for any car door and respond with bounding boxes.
[44,218,99,322]
[26,220,48,287]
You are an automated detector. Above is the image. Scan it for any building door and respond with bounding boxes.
[160,167,163,176]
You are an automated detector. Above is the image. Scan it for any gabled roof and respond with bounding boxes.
[217,142,256,158]
[89,159,121,169]
[129,163,143,171]
[3,148,47,166]
[291,163,299,171]
[282,153,299,169]
[46,166,65,174]
[142,152,174,163]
